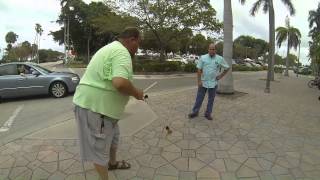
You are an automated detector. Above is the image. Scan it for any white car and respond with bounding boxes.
[244,62,253,67]
[167,56,188,64]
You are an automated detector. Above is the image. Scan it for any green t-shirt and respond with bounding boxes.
[73,41,133,120]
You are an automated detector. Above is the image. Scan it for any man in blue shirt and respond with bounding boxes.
[188,43,230,120]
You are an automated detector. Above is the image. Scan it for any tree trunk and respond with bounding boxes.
[87,27,91,64]
[265,0,275,93]
[296,42,300,77]
[159,45,165,61]
[37,34,41,64]
[157,38,166,61]
[218,0,234,94]
[284,34,290,76]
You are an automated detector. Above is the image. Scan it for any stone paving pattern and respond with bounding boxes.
[1,74,320,180]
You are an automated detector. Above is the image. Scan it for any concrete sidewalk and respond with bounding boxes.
[0,73,320,180]
[25,99,157,139]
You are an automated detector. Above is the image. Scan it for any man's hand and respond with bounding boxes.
[216,68,230,81]
[134,89,144,100]
[216,75,222,81]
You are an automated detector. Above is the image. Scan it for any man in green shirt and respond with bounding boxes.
[73,27,143,180]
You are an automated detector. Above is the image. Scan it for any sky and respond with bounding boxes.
[0,0,318,65]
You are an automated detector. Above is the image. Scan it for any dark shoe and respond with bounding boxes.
[108,160,131,171]
[188,112,198,119]
[205,114,213,120]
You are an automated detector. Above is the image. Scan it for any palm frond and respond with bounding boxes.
[250,0,264,16]
[239,0,246,5]
[281,0,296,15]
[276,26,288,48]
[262,1,269,14]
[288,27,302,50]
[309,11,317,28]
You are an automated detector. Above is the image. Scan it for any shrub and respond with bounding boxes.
[184,63,197,72]
[133,61,183,72]
[232,65,264,71]
[274,67,284,73]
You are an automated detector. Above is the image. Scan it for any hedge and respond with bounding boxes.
[133,61,184,72]
[232,64,265,71]
[274,66,284,73]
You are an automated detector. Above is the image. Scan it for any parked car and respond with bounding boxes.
[255,61,264,66]
[244,62,253,67]
[249,62,261,67]
[232,59,237,65]
[0,62,80,100]
[185,55,199,63]
[167,56,188,64]
[298,67,312,75]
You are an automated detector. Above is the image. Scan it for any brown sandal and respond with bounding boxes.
[108,160,131,170]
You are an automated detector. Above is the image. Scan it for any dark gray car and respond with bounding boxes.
[0,62,80,99]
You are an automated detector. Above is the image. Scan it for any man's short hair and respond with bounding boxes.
[209,43,216,47]
[118,27,140,39]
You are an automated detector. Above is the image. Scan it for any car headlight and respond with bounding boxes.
[71,76,79,82]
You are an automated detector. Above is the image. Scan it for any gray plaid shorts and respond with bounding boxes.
[74,105,119,166]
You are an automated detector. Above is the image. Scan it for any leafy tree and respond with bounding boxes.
[51,0,136,63]
[190,34,208,55]
[234,35,268,58]
[38,49,64,63]
[5,31,18,52]
[118,0,222,60]
[308,2,320,75]
[308,3,320,39]
[16,41,32,61]
[5,31,18,45]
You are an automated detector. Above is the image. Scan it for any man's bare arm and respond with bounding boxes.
[216,68,230,80]
[197,69,203,87]
[112,77,143,100]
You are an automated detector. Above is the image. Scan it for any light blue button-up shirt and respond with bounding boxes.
[196,54,230,88]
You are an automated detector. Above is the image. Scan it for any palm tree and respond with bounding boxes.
[240,0,295,93]
[5,31,18,50]
[308,2,320,76]
[33,23,43,63]
[308,2,320,39]
[218,0,234,94]
[5,31,18,61]
[296,40,301,77]
[276,16,301,76]
[309,35,320,76]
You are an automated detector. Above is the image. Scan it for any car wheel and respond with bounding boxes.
[50,81,68,98]
[308,80,315,88]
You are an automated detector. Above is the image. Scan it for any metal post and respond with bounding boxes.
[66,16,70,64]
[64,18,67,64]
[297,42,301,77]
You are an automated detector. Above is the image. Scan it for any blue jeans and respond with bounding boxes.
[192,86,217,116]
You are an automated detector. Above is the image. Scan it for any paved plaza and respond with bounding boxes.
[0,73,319,180]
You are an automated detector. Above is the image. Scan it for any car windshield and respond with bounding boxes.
[32,64,52,74]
